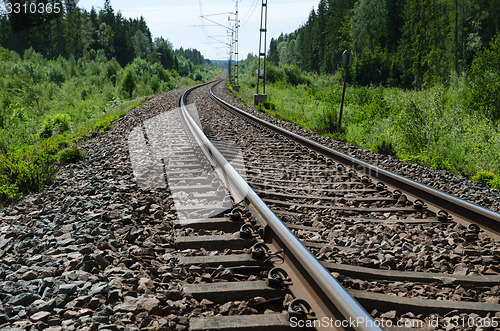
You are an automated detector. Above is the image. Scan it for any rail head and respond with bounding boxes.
[179,81,381,331]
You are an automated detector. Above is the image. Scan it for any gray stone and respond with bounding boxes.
[22,271,37,281]
[28,298,55,315]
[0,314,9,324]
[54,294,70,308]
[107,289,121,304]
[8,292,40,306]
[92,316,110,324]
[58,284,77,295]
[89,283,110,296]
[79,245,94,255]
[0,281,25,295]
[81,260,99,272]
[30,310,51,322]
[17,309,27,319]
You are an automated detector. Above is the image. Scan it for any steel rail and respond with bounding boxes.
[180,82,380,331]
[208,81,500,237]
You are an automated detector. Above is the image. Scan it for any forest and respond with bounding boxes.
[268,0,499,89]
[231,0,500,189]
[0,0,217,205]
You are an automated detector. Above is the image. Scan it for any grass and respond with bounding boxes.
[230,60,500,189]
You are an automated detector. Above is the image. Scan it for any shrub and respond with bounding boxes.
[265,65,285,84]
[39,113,71,138]
[0,183,18,204]
[489,176,500,189]
[282,65,309,86]
[93,110,126,132]
[150,76,160,93]
[471,171,500,189]
[316,108,341,134]
[105,58,121,78]
[0,142,58,199]
[351,49,392,86]
[57,147,85,164]
[392,100,427,154]
[471,170,495,183]
[47,65,65,85]
[260,101,276,111]
[375,140,396,156]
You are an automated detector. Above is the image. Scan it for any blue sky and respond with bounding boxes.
[79,0,318,60]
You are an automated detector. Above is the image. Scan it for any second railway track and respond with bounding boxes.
[171,76,500,330]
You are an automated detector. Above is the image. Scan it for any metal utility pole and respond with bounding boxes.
[228,29,234,83]
[233,0,240,91]
[254,0,268,105]
[228,1,240,91]
[338,50,352,130]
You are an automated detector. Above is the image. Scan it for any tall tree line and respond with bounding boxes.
[267,0,500,88]
[0,0,208,71]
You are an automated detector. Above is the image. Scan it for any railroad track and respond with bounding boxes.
[132,76,500,330]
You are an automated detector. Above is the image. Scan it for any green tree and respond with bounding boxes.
[467,32,500,120]
[153,37,175,69]
[133,30,152,59]
[121,69,136,98]
[268,38,279,65]
[350,0,389,51]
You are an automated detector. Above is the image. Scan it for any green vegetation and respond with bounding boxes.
[0,47,217,207]
[471,170,500,189]
[57,147,86,164]
[0,3,219,207]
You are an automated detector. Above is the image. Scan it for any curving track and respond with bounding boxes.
[174,76,500,330]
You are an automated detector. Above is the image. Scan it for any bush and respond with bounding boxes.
[489,176,500,189]
[266,65,285,84]
[39,113,71,138]
[93,110,126,132]
[0,183,18,204]
[57,147,85,164]
[471,170,495,184]
[392,100,427,154]
[105,58,121,79]
[47,65,65,85]
[150,76,160,93]
[0,142,58,200]
[374,140,396,156]
[282,65,309,85]
[316,109,341,134]
[256,100,276,112]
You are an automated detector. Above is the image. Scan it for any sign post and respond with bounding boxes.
[338,50,352,130]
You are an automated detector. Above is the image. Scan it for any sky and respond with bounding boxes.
[79,0,318,60]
